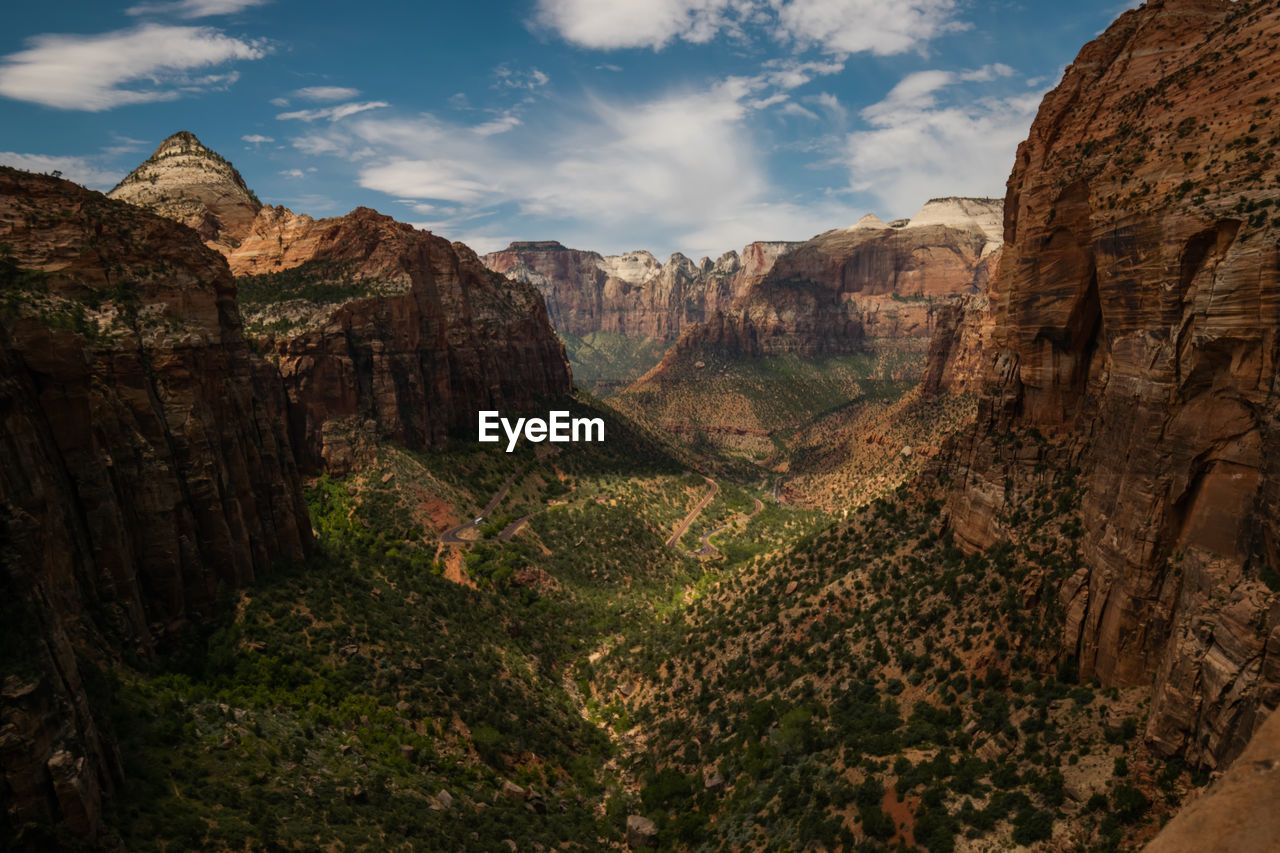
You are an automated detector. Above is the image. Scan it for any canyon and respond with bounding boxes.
[2,0,1280,848]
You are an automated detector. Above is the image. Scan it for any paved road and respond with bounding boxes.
[688,497,763,558]
[496,515,531,541]
[441,465,525,546]
[666,477,718,549]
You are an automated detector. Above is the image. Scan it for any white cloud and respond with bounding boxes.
[291,62,861,256]
[0,24,266,111]
[773,0,965,55]
[293,85,360,101]
[533,0,753,50]
[276,101,389,122]
[361,159,492,204]
[242,133,274,143]
[534,0,962,55]
[0,152,121,189]
[472,115,522,136]
[493,65,550,91]
[845,69,1041,216]
[779,101,819,120]
[280,168,304,178]
[127,0,270,17]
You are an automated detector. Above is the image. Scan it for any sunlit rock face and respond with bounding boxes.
[109,133,573,475]
[482,239,795,343]
[108,130,262,251]
[943,0,1280,768]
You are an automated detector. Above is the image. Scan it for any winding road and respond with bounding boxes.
[665,477,718,549]
[686,497,763,558]
[441,465,525,545]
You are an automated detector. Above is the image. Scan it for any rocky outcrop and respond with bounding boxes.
[1142,709,1280,853]
[0,167,310,842]
[636,203,1002,372]
[482,239,795,342]
[108,131,261,251]
[943,0,1280,767]
[226,207,573,473]
[109,134,573,474]
[922,251,1002,396]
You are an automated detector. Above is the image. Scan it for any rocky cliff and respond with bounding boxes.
[0,168,310,843]
[227,207,573,473]
[942,0,1280,767]
[482,239,794,343]
[111,133,573,474]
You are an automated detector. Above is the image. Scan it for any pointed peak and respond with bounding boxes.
[845,213,888,232]
[108,131,262,247]
[153,130,212,157]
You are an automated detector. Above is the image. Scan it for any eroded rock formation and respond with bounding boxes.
[0,167,310,842]
[942,0,1280,767]
[111,133,573,474]
[108,130,261,251]
[482,240,795,344]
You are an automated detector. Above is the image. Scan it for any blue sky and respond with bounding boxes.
[0,0,1140,258]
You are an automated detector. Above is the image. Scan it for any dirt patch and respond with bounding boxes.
[442,550,477,589]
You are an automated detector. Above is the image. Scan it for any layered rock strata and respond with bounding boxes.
[942,0,1280,767]
[482,240,795,343]
[0,167,311,841]
[111,133,573,474]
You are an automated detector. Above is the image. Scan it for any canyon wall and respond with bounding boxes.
[0,168,311,842]
[482,239,794,343]
[111,134,573,474]
[942,0,1280,767]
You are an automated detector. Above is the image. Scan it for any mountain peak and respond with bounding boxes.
[108,131,262,248]
[906,197,1004,244]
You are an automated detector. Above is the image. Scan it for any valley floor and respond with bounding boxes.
[91,398,1197,852]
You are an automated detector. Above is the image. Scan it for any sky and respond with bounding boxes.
[0,0,1142,259]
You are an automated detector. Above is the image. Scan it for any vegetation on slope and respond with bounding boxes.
[95,396,832,851]
[588,428,1205,852]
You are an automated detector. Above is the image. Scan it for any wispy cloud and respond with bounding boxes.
[0,24,267,111]
[492,65,550,91]
[276,101,389,122]
[472,114,522,136]
[845,66,1040,216]
[289,59,856,256]
[774,0,965,56]
[532,0,751,50]
[242,133,274,144]
[293,85,360,101]
[127,0,271,18]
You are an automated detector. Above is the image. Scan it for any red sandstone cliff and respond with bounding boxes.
[943,0,1280,767]
[0,168,310,842]
[111,134,573,474]
[481,240,794,344]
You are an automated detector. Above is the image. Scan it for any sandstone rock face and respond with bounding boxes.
[227,207,573,473]
[943,0,1280,767]
[0,168,310,839]
[922,251,1002,396]
[107,131,261,250]
[644,206,1002,370]
[108,134,573,474]
[1142,709,1280,853]
[482,239,795,343]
